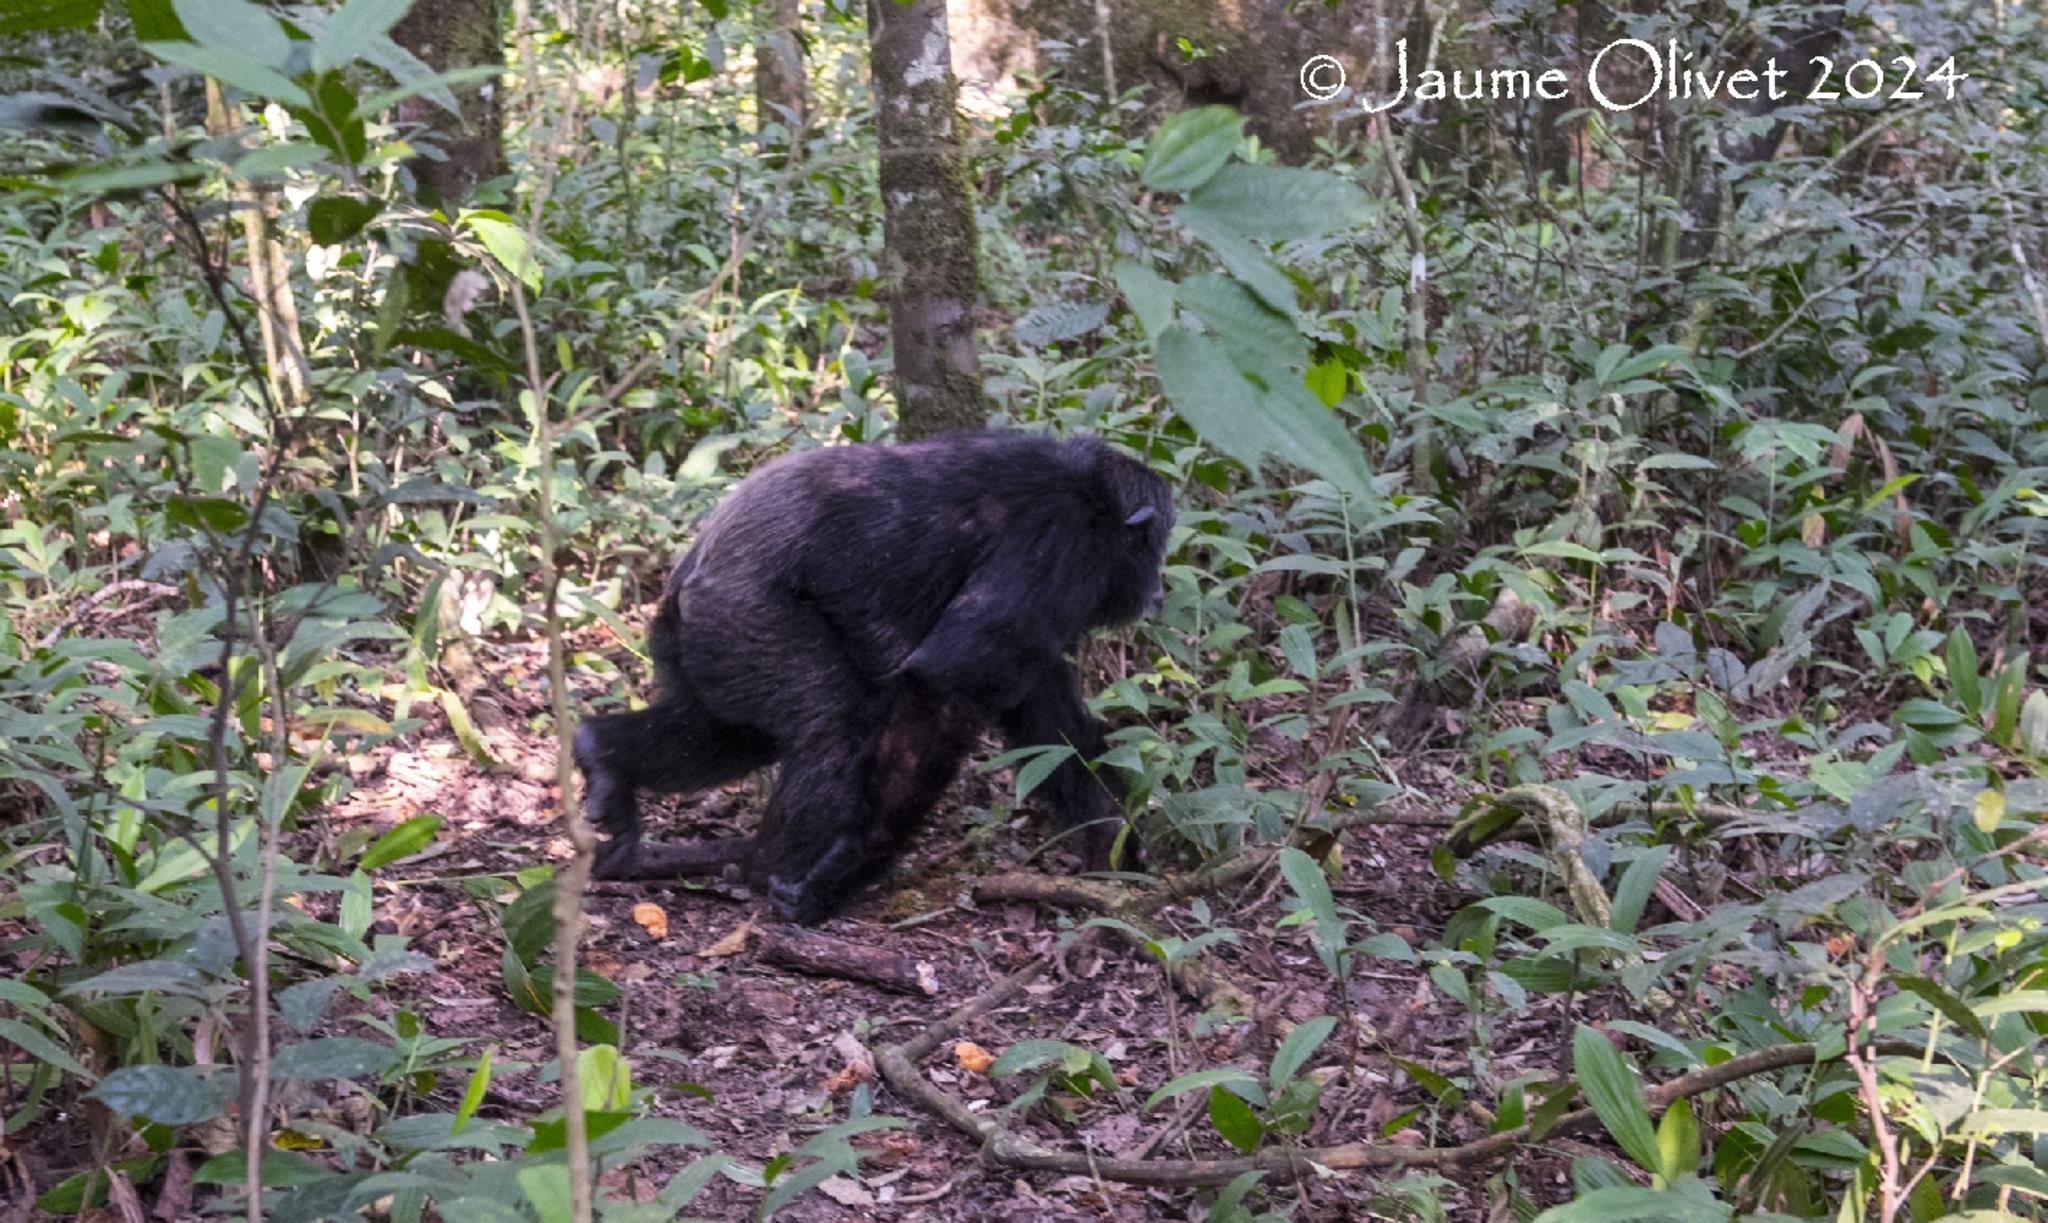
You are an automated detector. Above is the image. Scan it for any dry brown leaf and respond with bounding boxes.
[631,902,669,940]
[698,917,755,957]
[824,1030,877,1096]
[816,1175,875,1207]
[586,950,625,980]
[953,1041,995,1074]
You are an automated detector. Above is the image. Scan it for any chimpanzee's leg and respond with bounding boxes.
[750,683,979,924]
[573,691,776,877]
[997,657,1133,871]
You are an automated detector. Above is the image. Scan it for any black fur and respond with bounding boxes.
[573,431,1175,924]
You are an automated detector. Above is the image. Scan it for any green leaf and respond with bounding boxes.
[355,63,502,115]
[988,1039,1087,1079]
[312,0,410,72]
[0,1017,91,1079]
[1572,1025,1660,1173]
[1206,1172,1264,1223]
[308,195,382,244]
[579,1044,630,1112]
[1177,272,1304,366]
[2020,690,2048,755]
[1608,846,1669,936]
[1153,325,1371,499]
[1267,1014,1335,1094]
[1113,260,1176,341]
[1893,974,1990,1041]
[67,961,213,997]
[144,41,309,110]
[270,1036,400,1081]
[0,0,105,35]
[1305,358,1347,407]
[277,978,338,1033]
[1655,1096,1699,1183]
[1635,452,1719,472]
[1473,895,1572,933]
[1184,163,1371,241]
[518,1162,573,1223]
[1012,299,1109,347]
[1265,1073,1325,1136]
[1143,1066,1263,1111]
[173,0,290,65]
[88,1064,234,1125]
[525,1108,632,1155]
[467,214,541,291]
[452,1048,492,1134]
[1599,343,1688,386]
[1012,744,1075,805]
[358,813,442,871]
[1141,105,1244,193]
[137,818,253,893]
[1532,1185,1732,1222]
[1175,206,1297,314]
[190,1148,331,1187]
[1277,846,1342,973]
[1955,1108,2048,1138]
[1990,658,2026,742]
[55,160,205,193]
[1207,1083,1265,1154]
[124,0,186,40]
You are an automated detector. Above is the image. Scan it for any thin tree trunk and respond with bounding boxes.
[203,79,308,406]
[755,0,807,162]
[866,0,985,440]
[392,0,509,207]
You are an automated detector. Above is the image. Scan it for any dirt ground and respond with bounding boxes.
[300,631,1580,1220]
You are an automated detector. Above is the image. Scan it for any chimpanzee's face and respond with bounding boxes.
[1095,475,1175,629]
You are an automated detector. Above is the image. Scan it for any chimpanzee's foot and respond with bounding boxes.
[1077,816,1143,873]
[593,831,641,880]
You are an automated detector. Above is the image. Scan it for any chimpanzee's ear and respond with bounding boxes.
[1124,506,1157,527]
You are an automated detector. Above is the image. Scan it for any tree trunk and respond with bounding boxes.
[392,0,509,208]
[204,79,308,406]
[867,0,985,440]
[755,0,808,161]
[1673,12,1843,268]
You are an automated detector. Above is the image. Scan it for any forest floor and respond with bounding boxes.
[313,628,1581,1221]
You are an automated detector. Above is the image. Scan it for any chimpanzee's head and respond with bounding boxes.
[1089,445,1176,630]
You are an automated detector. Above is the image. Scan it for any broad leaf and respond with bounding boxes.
[1571,1025,1660,1173]
[1141,106,1244,193]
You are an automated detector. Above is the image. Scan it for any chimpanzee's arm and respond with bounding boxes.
[898,541,1105,708]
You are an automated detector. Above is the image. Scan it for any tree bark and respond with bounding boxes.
[755,0,808,161]
[867,0,985,440]
[392,0,509,208]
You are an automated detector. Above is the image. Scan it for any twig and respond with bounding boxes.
[34,579,179,648]
[1732,221,1931,360]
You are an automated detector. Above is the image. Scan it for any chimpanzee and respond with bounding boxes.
[573,431,1176,925]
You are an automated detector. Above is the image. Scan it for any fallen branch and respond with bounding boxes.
[880,1035,1925,1187]
[757,925,938,996]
